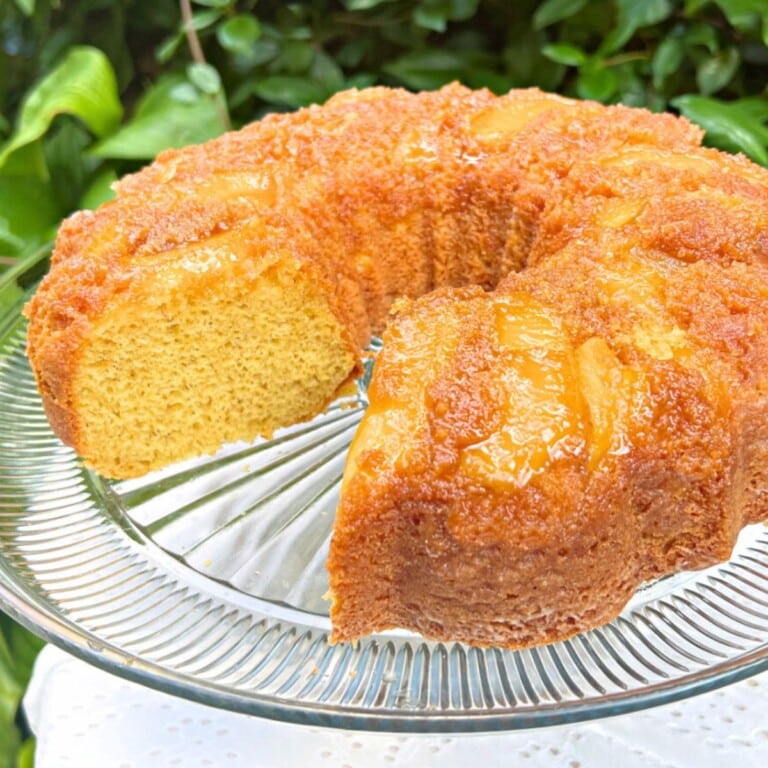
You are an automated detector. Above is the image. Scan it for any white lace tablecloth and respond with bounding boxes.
[25,645,768,767]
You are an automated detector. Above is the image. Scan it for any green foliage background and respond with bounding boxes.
[1,0,767,277]
[0,0,766,764]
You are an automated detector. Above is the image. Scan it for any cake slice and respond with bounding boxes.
[327,244,759,647]
[327,285,641,647]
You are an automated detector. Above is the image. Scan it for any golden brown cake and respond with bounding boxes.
[24,84,701,478]
[23,83,768,649]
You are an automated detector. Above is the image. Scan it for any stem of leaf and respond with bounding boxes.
[601,51,650,67]
[179,0,205,64]
[179,0,231,133]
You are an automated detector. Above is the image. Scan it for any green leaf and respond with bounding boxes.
[192,0,232,7]
[155,31,184,64]
[282,25,314,42]
[615,62,652,108]
[0,244,53,307]
[384,50,466,90]
[0,266,24,314]
[16,739,36,768]
[79,167,118,210]
[311,50,345,93]
[447,0,481,21]
[217,14,262,56]
[0,170,61,249]
[683,0,710,13]
[0,613,43,767]
[414,5,449,33]
[189,9,224,31]
[683,22,719,53]
[0,140,48,181]
[0,46,122,168]
[90,75,224,160]
[412,0,479,31]
[541,42,587,66]
[0,626,22,723]
[343,0,397,9]
[652,33,685,90]
[277,40,316,73]
[345,73,379,89]
[44,119,95,212]
[576,65,619,102]
[0,219,24,255]
[154,8,222,64]
[187,62,222,95]
[5,620,44,691]
[696,47,740,95]
[169,83,201,104]
[245,39,281,66]
[252,76,328,108]
[0,719,20,768]
[533,0,588,29]
[602,0,674,54]
[711,0,765,31]
[672,94,768,165]
[336,38,370,69]
[13,0,35,16]
[735,96,768,122]
[503,33,566,91]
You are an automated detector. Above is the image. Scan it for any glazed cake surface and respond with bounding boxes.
[23,84,768,648]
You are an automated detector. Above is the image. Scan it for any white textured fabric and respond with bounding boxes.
[25,645,768,767]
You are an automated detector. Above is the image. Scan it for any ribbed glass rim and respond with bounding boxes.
[3,535,768,732]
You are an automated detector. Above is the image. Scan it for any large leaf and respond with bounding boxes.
[0,47,122,168]
[736,96,768,122]
[672,94,768,165]
[0,171,61,252]
[90,75,224,160]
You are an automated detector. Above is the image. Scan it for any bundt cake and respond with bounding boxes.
[23,84,768,649]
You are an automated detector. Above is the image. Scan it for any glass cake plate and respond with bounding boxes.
[2,260,768,732]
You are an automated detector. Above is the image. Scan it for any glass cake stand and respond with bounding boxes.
[2,260,768,732]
